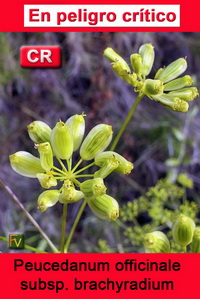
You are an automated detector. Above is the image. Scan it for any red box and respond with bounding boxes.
[20,46,61,68]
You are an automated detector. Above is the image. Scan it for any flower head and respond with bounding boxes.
[9,114,133,220]
[104,44,199,112]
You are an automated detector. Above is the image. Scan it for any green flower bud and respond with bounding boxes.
[104,47,138,86]
[168,87,199,102]
[66,113,85,151]
[50,121,73,160]
[111,61,131,81]
[152,94,189,112]
[95,151,134,175]
[27,121,51,144]
[87,194,119,221]
[80,124,113,160]
[191,227,200,253]
[126,73,138,86]
[59,181,84,204]
[37,190,60,212]
[111,63,137,86]
[36,173,57,189]
[157,58,187,84]
[170,98,189,112]
[36,142,53,171]
[130,54,143,76]
[142,79,164,97]
[164,75,193,91]
[103,47,131,72]
[139,43,155,77]
[80,178,106,199]
[94,155,120,179]
[172,214,195,246]
[154,68,164,80]
[9,151,45,178]
[144,231,170,253]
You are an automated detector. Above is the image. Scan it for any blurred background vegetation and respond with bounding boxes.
[0,32,200,253]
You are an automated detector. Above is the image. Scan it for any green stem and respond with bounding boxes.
[183,188,187,205]
[60,204,68,253]
[0,178,59,253]
[66,159,71,171]
[57,158,68,172]
[52,166,66,176]
[71,158,83,173]
[64,199,87,253]
[74,162,95,175]
[69,157,72,171]
[75,175,94,178]
[72,178,81,187]
[52,172,66,177]
[110,93,144,151]
[0,236,48,253]
[113,221,124,253]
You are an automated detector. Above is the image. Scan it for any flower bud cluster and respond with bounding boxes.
[104,44,199,113]
[143,213,199,253]
[9,114,134,221]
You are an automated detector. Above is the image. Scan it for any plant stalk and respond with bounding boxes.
[71,158,83,173]
[110,93,144,151]
[64,199,87,253]
[60,203,68,253]
[74,162,95,175]
[0,178,59,253]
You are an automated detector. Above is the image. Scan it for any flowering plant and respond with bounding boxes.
[104,43,199,113]
[1,42,198,253]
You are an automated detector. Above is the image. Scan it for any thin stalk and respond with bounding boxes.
[74,162,95,175]
[0,178,59,253]
[113,221,124,253]
[71,158,83,173]
[75,175,94,178]
[110,93,144,151]
[183,188,187,205]
[60,204,68,253]
[178,112,190,164]
[52,166,66,176]
[64,199,87,253]
[66,158,71,171]
[52,172,66,177]
[0,236,48,253]
[53,176,67,180]
[57,158,68,172]
[116,219,129,230]
[69,157,72,171]
[72,178,81,187]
